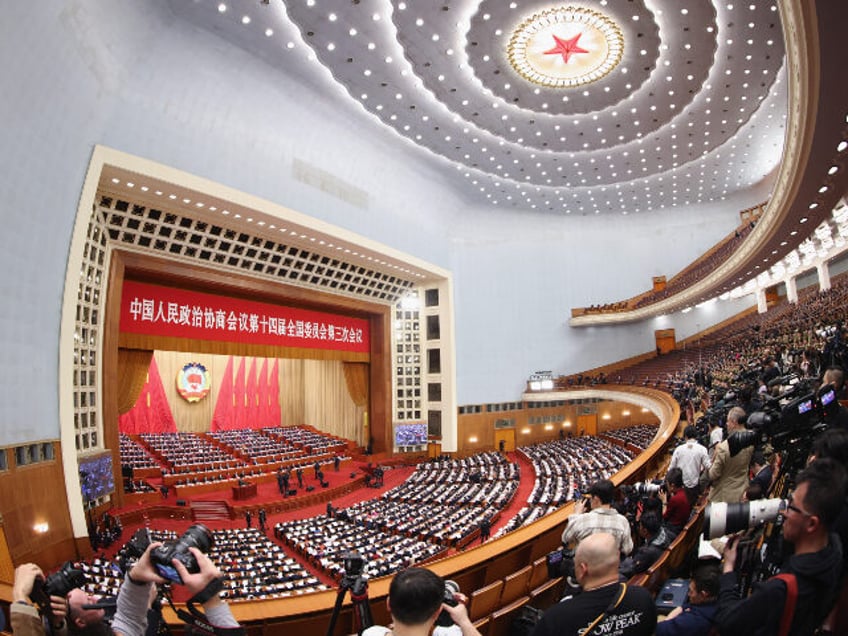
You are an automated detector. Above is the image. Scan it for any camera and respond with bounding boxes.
[702,498,785,540]
[150,524,214,583]
[28,562,87,621]
[434,580,460,627]
[341,550,365,579]
[629,481,663,497]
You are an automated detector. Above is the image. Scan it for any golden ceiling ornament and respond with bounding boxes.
[507,6,624,89]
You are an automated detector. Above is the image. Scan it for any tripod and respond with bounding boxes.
[325,573,373,636]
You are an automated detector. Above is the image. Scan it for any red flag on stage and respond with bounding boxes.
[233,357,247,430]
[211,356,235,431]
[246,358,258,429]
[118,356,176,434]
[257,358,269,428]
[270,359,281,427]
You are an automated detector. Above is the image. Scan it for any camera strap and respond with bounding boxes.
[163,582,245,636]
[583,583,627,635]
[773,573,797,636]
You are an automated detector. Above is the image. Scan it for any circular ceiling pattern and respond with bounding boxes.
[506,7,624,89]
[170,0,788,217]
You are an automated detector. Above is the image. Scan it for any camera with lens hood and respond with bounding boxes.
[434,580,460,627]
[149,524,214,583]
[28,562,87,623]
[702,498,786,540]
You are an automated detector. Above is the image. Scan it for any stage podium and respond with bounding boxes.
[232,482,257,500]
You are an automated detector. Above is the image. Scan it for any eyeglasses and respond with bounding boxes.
[785,496,813,517]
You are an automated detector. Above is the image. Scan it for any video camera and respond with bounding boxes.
[726,382,834,468]
[28,562,87,623]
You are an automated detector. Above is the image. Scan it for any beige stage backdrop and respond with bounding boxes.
[152,351,366,445]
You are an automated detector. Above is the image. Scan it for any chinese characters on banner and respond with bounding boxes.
[120,280,370,353]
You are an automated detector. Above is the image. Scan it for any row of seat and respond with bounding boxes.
[628,498,708,594]
[465,554,564,635]
[464,494,706,635]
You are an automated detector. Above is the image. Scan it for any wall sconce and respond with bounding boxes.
[602,413,611,420]
[544,424,554,431]
[563,420,571,427]
[34,522,49,534]
[622,410,630,416]
[521,427,531,434]
[468,436,478,443]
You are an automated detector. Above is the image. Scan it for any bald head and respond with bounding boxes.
[824,367,845,391]
[574,533,620,588]
[727,406,746,431]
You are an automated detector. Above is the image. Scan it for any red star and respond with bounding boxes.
[543,33,589,64]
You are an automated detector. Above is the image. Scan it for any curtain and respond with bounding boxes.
[305,360,365,445]
[118,356,176,434]
[342,362,370,407]
[117,349,153,415]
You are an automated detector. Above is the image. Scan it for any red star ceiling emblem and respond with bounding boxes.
[544,33,589,63]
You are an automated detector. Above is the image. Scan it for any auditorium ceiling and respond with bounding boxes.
[162,0,848,317]
[170,0,789,217]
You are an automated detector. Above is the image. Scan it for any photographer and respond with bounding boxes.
[619,512,668,579]
[530,533,656,636]
[668,426,711,504]
[708,407,752,504]
[714,458,846,635]
[822,366,848,429]
[659,468,691,539]
[112,542,239,636]
[11,563,108,636]
[361,567,481,636]
[561,479,633,556]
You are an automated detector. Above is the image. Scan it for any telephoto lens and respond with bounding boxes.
[702,499,785,539]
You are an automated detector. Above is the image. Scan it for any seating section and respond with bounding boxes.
[497,438,634,535]
[119,426,347,492]
[71,528,323,603]
[273,453,520,580]
[602,424,659,450]
[119,434,161,470]
[275,516,446,580]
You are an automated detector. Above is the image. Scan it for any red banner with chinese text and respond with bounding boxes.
[120,280,370,353]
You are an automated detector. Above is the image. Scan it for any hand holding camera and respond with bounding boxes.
[173,548,224,607]
[127,542,168,586]
[13,563,44,605]
[18,561,86,626]
[437,581,477,631]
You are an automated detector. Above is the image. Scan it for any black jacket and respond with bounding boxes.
[714,534,842,635]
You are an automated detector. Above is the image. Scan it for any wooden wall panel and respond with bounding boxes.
[0,443,76,568]
[456,401,660,453]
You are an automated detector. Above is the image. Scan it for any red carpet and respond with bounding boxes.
[104,457,528,587]
[489,451,536,536]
